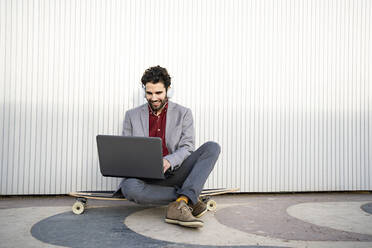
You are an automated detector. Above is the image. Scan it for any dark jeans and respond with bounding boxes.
[114,141,220,205]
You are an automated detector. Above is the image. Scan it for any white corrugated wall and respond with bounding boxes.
[0,0,371,195]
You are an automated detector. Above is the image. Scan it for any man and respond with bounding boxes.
[114,65,221,228]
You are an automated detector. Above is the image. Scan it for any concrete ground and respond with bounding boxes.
[1,192,372,248]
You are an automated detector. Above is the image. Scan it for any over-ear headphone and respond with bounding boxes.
[167,87,174,98]
[142,84,146,98]
[142,84,174,99]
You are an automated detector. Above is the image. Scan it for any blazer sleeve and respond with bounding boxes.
[122,111,132,136]
[164,108,195,170]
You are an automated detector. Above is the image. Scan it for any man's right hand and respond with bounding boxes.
[163,158,171,173]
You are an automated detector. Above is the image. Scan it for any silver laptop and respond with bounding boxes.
[96,135,165,179]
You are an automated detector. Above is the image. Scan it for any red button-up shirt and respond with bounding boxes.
[149,103,169,157]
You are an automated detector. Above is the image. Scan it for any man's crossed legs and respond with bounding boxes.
[114,141,221,228]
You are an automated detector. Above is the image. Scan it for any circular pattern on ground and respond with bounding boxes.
[215,202,372,242]
[124,203,372,247]
[125,202,372,247]
[286,201,372,236]
[361,202,372,214]
[31,206,278,248]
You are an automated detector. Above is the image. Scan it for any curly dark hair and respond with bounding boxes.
[141,65,171,89]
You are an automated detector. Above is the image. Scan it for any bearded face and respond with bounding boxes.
[145,82,168,113]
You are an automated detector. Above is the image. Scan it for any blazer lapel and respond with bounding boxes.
[140,104,149,136]
[165,101,175,147]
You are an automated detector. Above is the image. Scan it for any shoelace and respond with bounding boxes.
[177,202,193,213]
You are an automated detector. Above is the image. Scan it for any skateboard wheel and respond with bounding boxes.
[72,201,85,215]
[206,199,217,211]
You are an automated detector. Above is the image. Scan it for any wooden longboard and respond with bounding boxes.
[69,188,239,215]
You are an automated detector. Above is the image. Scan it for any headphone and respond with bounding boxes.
[142,84,174,99]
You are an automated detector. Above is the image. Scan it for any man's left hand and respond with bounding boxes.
[163,158,171,173]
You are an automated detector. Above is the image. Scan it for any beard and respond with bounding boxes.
[148,98,168,112]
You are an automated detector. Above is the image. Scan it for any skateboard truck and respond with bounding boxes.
[72,197,88,215]
[200,196,217,211]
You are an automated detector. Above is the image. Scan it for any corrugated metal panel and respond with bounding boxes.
[0,0,371,195]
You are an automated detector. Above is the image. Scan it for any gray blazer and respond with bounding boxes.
[122,101,195,170]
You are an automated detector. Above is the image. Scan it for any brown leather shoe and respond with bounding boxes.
[165,201,204,228]
[189,200,208,218]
